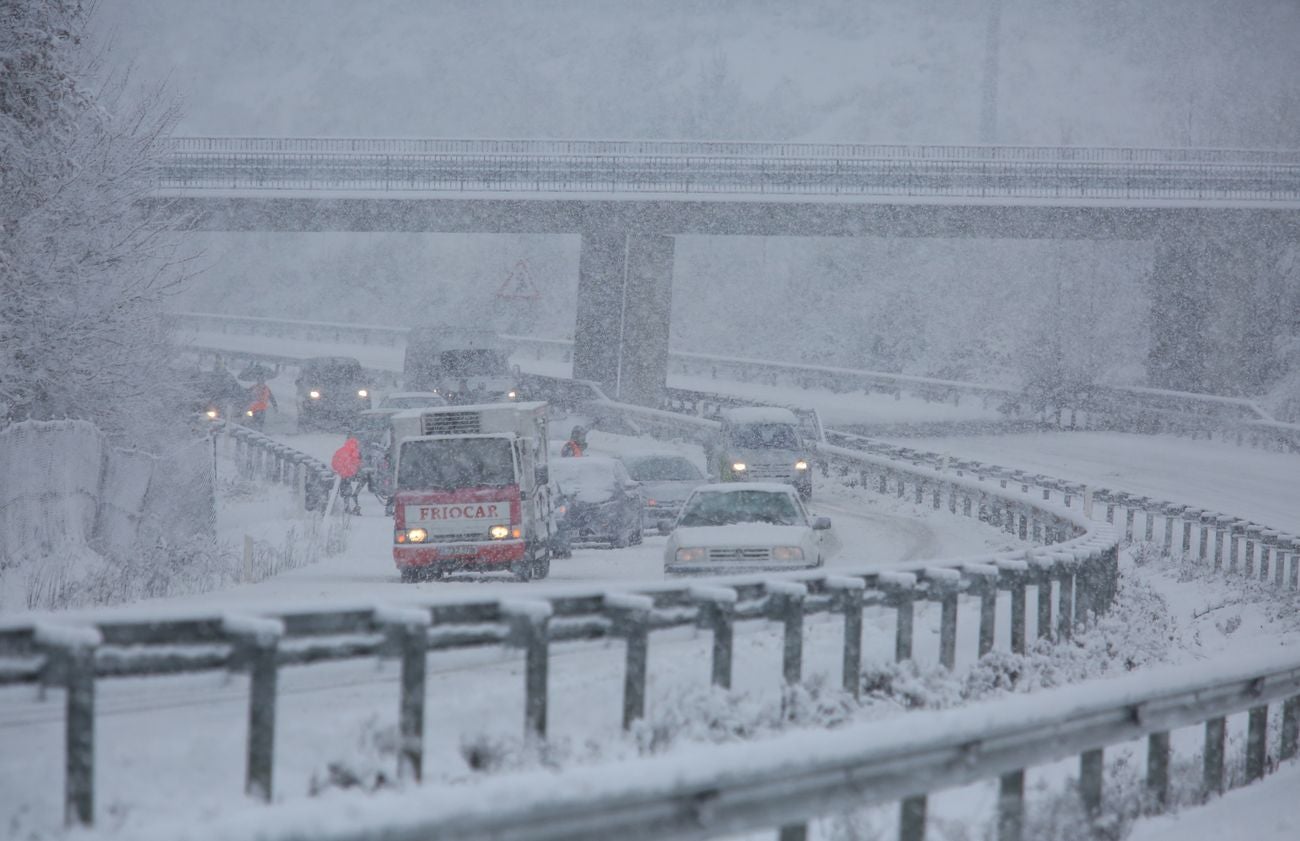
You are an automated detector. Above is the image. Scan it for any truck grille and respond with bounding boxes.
[422,412,480,435]
[745,463,792,480]
[707,547,773,562]
[427,531,486,543]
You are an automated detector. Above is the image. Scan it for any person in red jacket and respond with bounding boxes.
[331,433,363,515]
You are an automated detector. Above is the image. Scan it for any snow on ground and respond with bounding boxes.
[1127,760,1300,841]
[891,431,1300,534]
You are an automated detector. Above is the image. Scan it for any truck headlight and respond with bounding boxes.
[795,460,808,471]
[357,389,369,398]
[397,528,427,544]
[731,462,747,472]
[309,390,321,399]
[674,547,706,563]
[489,524,510,540]
[773,546,804,561]
[506,390,517,399]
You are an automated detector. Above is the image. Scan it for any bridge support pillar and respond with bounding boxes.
[573,231,674,406]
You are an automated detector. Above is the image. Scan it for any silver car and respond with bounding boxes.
[619,454,707,531]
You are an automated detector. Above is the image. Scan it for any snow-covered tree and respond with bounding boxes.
[1,0,190,444]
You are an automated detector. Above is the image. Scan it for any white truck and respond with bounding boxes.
[402,327,519,404]
[390,402,553,581]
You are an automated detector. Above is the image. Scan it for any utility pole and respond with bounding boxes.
[979,0,1003,144]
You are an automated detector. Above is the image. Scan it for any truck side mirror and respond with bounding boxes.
[534,465,548,486]
[812,516,832,531]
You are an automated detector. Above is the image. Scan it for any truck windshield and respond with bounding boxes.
[398,438,516,490]
[728,423,798,449]
[439,349,509,378]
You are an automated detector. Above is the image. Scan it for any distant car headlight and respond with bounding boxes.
[489,524,510,540]
[731,462,747,472]
[795,460,809,471]
[773,546,804,561]
[205,409,219,420]
[674,547,706,563]
[357,389,368,398]
[245,410,254,417]
[506,390,517,399]
[309,390,321,399]
[646,499,657,507]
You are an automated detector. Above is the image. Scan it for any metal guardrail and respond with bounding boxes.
[172,311,1300,447]
[212,420,336,512]
[187,650,1300,841]
[155,137,1300,202]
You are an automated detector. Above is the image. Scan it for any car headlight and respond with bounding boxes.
[489,524,510,540]
[795,460,809,471]
[396,527,428,544]
[357,389,369,398]
[731,462,747,472]
[506,390,517,399]
[773,546,804,561]
[674,547,706,563]
[205,409,218,420]
[245,409,254,417]
[309,390,321,399]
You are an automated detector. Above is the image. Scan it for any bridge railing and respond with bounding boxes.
[155,137,1300,201]
[169,649,1300,841]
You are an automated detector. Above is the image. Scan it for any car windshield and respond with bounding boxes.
[624,456,703,482]
[439,349,509,378]
[397,438,515,490]
[728,423,799,450]
[304,359,364,386]
[551,459,620,503]
[678,490,804,527]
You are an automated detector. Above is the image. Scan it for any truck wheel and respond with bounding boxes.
[532,550,551,580]
[512,557,534,583]
[399,568,419,583]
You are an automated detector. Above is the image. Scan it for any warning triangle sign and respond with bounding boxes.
[496,259,541,301]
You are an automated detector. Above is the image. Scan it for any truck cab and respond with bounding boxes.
[391,402,552,581]
[714,407,813,499]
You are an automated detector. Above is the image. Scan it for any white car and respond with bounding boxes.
[663,483,838,574]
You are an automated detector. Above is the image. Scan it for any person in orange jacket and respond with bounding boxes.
[561,425,587,457]
[331,433,363,514]
[245,378,278,429]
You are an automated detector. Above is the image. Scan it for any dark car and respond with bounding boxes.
[551,456,643,549]
[619,454,707,531]
[178,367,247,423]
[295,356,371,431]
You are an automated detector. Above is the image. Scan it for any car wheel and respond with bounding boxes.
[611,529,629,549]
[532,548,551,580]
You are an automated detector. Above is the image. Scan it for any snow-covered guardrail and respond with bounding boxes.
[171,311,1300,448]
[0,476,1118,828]
[212,420,337,513]
[157,650,1300,841]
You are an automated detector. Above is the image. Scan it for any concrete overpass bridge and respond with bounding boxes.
[153,137,1300,404]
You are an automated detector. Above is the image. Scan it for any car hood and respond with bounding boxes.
[672,524,810,548]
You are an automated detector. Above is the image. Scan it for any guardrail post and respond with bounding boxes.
[1080,747,1104,822]
[1244,527,1259,577]
[1291,538,1300,589]
[1264,532,1280,584]
[504,602,553,742]
[1033,557,1054,640]
[1147,731,1170,811]
[767,582,808,686]
[1142,502,1156,543]
[899,794,927,841]
[882,573,917,662]
[1282,697,1300,760]
[999,561,1028,655]
[828,578,866,699]
[1161,506,1179,555]
[1198,513,1212,562]
[928,570,962,670]
[37,625,102,828]
[998,770,1025,841]
[1056,560,1075,641]
[1246,705,1268,783]
[1180,510,1197,558]
[1228,521,1245,573]
[1213,516,1231,570]
[1124,506,1136,543]
[225,616,283,802]
[605,594,654,730]
[379,608,431,782]
[1204,716,1226,797]
[968,565,998,658]
[692,588,737,689]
